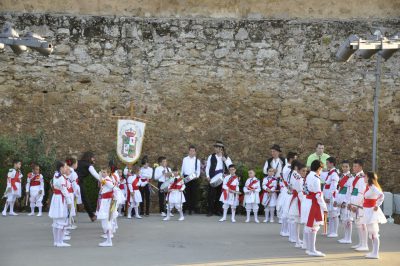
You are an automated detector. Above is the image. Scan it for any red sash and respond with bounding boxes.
[352,175,361,188]
[112,173,119,183]
[338,174,350,190]
[67,186,74,193]
[223,176,237,200]
[119,184,125,190]
[132,177,140,190]
[11,171,21,191]
[170,178,183,190]
[306,192,323,227]
[247,179,258,190]
[29,174,41,187]
[289,190,301,215]
[101,191,114,199]
[324,169,337,190]
[53,189,65,203]
[261,178,275,203]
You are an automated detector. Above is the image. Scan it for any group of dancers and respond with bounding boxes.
[1,142,387,258]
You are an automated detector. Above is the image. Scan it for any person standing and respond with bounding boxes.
[205,141,232,217]
[181,145,201,215]
[154,156,172,217]
[76,151,101,222]
[263,144,285,179]
[139,156,153,216]
[2,159,23,216]
[306,143,330,169]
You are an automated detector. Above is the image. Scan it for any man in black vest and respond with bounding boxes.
[206,141,232,217]
[76,151,100,222]
[181,145,201,215]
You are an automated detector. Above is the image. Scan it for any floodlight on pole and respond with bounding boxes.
[0,24,53,56]
[336,29,400,172]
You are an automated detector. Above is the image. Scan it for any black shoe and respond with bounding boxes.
[206,213,213,217]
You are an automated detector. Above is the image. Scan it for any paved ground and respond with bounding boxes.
[0,213,399,266]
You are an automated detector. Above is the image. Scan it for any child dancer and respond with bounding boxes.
[261,168,278,223]
[335,160,354,244]
[243,169,261,223]
[26,163,44,216]
[219,164,240,223]
[164,168,185,221]
[323,157,340,238]
[2,159,23,216]
[127,166,143,219]
[361,172,387,259]
[96,169,118,247]
[49,161,72,247]
[301,160,327,257]
[117,169,127,217]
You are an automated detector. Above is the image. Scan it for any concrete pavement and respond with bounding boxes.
[0,213,399,266]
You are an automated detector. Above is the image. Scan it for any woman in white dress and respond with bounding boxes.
[360,172,387,259]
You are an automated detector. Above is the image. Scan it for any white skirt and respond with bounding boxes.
[300,198,324,226]
[96,198,118,220]
[288,195,301,222]
[219,191,238,206]
[281,192,292,219]
[168,190,186,205]
[244,191,260,205]
[360,207,387,224]
[49,194,68,219]
[115,187,126,205]
[6,183,22,200]
[276,187,287,210]
[128,190,142,204]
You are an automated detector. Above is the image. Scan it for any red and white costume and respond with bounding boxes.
[322,168,340,237]
[26,172,44,216]
[219,174,239,223]
[261,175,278,223]
[301,171,327,257]
[127,173,142,219]
[360,184,387,259]
[2,168,23,216]
[69,167,82,204]
[336,172,354,244]
[350,171,368,251]
[164,176,185,221]
[243,177,261,223]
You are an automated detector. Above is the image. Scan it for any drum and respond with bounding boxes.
[159,178,174,193]
[210,175,223,187]
[184,173,197,184]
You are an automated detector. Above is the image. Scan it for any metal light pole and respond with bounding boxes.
[336,30,400,172]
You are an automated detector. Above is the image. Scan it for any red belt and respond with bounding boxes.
[363,198,377,208]
[30,181,41,186]
[140,179,148,182]
[306,192,323,227]
[11,177,21,191]
[119,184,125,189]
[67,187,74,193]
[53,189,65,203]
[324,184,331,189]
[101,191,114,199]
[133,186,139,191]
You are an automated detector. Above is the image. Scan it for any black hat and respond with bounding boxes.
[214,141,224,148]
[270,144,282,152]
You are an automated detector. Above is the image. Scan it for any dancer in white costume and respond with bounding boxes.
[26,163,44,217]
[323,157,340,238]
[2,159,23,216]
[164,168,186,221]
[243,169,261,223]
[261,168,278,223]
[219,164,240,223]
[360,172,387,259]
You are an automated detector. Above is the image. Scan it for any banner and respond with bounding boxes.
[116,119,146,165]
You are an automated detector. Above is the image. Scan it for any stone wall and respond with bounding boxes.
[0,13,399,192]
[1,0,399,19]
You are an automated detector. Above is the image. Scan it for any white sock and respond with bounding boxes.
[10,201,15,213]
[269,208,274,221]
[128,207,133,217]
[57,229,64,244]
[309,231,317,253]
[179,209,184,218]
[134,207,139,216]
[246,210,251,221]
[38,206,42,214]
[222,209,228,220]
[333,216,339,235]
[265,208,269,221]
[3,202,9,213]
[254,210,259,221]
[361,225,368,248]
[372,236,380,257]
[107,230,112,244]
[231,208,236,221]
[52,227,57,244]
[346,221,353,241]
[30,207,35,214]
[303,231,309,250]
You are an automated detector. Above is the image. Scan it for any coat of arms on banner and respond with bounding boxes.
[117,119,146,164]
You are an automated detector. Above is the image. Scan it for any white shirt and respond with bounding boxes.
[154,166,171,183]
[263,157,284,178]
[139,167,153,186]
[206,154,232,178]
[282,163,291,182]
[181,156,201,177]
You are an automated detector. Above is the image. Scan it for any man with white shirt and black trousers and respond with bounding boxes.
[154,156,172,217]
[206,141,233,217]
[76,151,101,222]
[181,145,201,215]
[139,156,153,216]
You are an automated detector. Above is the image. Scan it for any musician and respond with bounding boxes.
[139,156,153,216]
[243,169,261,223]
[181,145,201,215]
[206,141,232,217]
[219,164,239,223]
[76,151,101,222]
[350,159,368,251]
[300,160,327,257]
[154,156,171,217]
[261,168,278,223]
[25,163,44,217]
[2,159,23,217]
[323,157,340,238]
[263,144,285,179]
[164,168,185,221]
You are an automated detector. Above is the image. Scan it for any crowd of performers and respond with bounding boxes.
[1,142,387,259]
